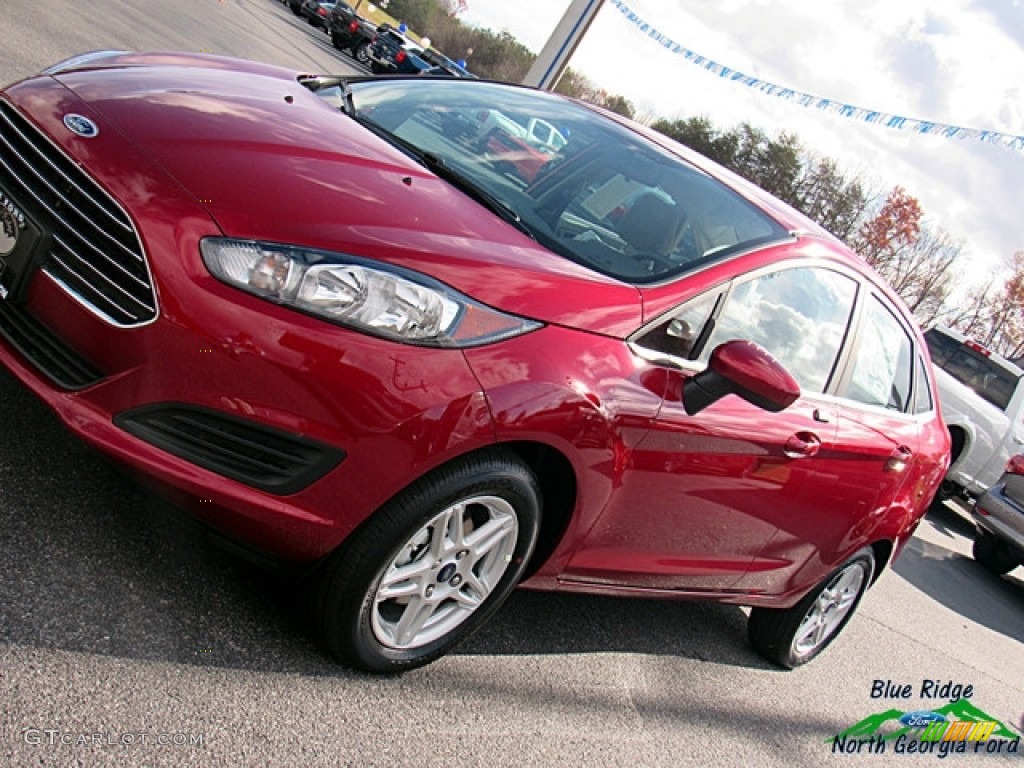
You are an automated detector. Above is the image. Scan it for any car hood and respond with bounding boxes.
[44,53,642,335]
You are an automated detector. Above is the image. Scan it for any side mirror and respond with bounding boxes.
[683,340,801,415]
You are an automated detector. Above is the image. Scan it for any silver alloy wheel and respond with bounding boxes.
[791,562,866,659]
[370,495,519,649]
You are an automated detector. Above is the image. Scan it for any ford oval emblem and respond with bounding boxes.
[899,710,946,728]
[63,113,99,138]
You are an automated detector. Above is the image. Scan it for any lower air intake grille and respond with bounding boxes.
[115,404,345,494]
[0,301,104,389]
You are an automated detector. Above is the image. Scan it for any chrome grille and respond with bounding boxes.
[0,100,156,326]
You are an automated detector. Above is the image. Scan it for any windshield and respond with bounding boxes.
[347,79,789,284]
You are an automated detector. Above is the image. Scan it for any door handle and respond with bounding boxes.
[886,445,913,473]
[784,431,821,458]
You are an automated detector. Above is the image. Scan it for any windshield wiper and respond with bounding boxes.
[344,110,537,241]
[417,152,535,240]
[297,75,355,116]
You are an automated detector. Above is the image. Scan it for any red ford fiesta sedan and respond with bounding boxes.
[0,52,949,672]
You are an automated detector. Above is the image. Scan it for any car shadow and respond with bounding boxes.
[0,372,771,677]
[454,591,763,667]
[924,497,979,539]
[892,505,1024,644]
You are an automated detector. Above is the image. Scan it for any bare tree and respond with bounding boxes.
[894,229,962,327]
[947,252,1024,357]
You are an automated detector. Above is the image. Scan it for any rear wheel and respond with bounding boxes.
[748,547,875,668]
[972,531,1018,575]
[314,450,541,673]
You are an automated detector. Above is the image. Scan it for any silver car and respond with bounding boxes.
[972,454,1024,575]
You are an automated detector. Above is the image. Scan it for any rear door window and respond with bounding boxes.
[841,296,913,411]
[914,355,935,414]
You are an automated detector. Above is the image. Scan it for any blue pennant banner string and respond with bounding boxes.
[607,0,1024,152]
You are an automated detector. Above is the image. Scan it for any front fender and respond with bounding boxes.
[462,326,665,556]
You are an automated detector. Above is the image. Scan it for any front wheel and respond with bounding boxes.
[314,450,541,673]
[748,547,875,668]
[353,41,371,65]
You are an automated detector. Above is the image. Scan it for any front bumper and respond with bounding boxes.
[0,82,495,563]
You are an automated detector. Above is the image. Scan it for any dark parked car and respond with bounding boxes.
[327,1,377,65]
[367,23,429,74]
[300,0,335,31]
[971,456,1024,575]
[0,52,950,673]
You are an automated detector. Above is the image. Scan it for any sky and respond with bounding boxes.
[456,0,1024,291]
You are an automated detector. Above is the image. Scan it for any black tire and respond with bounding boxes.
[972,532,1017,575]
[749,547,875,669]
[353,41,371,66]
[331,30,344,51]
[314,450,541,674]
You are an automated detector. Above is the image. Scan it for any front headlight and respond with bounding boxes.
[200,238,542,347]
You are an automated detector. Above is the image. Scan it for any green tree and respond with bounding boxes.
[554,70,635,118]
[791,155,868,241]
[650,116,739,167]
[731,124,802,202]
[600,94,635,119]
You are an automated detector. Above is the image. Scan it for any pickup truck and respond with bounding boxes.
[326,1,376,65]
[474,111,567,153]
[924,325,1024,499]
[439,108,566,150]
